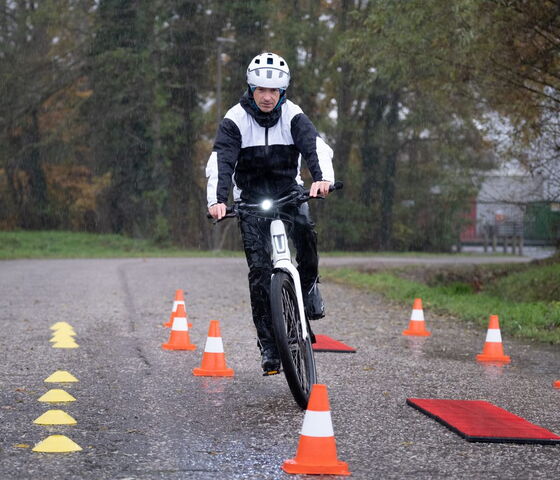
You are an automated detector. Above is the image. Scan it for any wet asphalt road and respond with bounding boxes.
[1,257,559,480]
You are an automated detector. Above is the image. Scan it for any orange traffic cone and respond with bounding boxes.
[164,290,185,327]
[553,380,560,389]
[193,320,234,377]
[476,315,510,363]
[162,304,196,351]
[402,298,431,336]
[282,384,350,476]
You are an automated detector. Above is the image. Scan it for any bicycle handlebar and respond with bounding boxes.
[207,181,343,222]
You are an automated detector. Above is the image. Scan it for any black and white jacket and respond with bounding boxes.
[206,94,334,206]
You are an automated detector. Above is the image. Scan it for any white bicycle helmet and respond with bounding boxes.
[246,52,290,90]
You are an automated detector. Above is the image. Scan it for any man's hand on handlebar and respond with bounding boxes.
[309,180,332,198]
[208,202,227,220]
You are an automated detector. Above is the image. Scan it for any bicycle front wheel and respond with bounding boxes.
[270,270,317,409]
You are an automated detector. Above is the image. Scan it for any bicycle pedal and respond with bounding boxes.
[262,369,281,376]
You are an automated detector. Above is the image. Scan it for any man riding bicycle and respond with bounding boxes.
[206,52,335,374]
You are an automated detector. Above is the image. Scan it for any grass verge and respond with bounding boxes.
[322,267,560,344]
[0,230,241,259]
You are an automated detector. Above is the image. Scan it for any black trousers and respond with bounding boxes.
[238,203,318,350]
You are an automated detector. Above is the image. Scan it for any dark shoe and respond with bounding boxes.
[304,280,325,320]
[261,345,281,374]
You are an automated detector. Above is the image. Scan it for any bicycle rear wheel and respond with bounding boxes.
[270,270,317,409]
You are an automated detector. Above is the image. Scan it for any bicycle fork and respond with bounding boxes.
[270,219,310,341]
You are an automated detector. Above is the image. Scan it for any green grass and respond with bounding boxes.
[485,263,560,302]
[0,230,241,259]
[322,267,560,344]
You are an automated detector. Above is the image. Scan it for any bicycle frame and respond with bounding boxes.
[206,181,342,348]
[270,219,310,341]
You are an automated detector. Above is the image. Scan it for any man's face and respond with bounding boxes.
[253,87,281,113]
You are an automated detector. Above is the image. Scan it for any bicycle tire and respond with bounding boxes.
[270,270,317,409]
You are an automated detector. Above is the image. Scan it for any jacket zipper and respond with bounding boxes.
[265,127,269,157]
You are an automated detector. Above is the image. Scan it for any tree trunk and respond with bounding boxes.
[167,1,208,248]
[379,92,400,250]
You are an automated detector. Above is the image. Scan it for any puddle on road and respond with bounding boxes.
[401,337,473,363]
[196,377,231,407]
[407,342,559,385]
[404,337,429,358]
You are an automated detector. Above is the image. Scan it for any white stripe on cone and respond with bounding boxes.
[172,317,188,331]
[172,300,185,312]
[410,309,424,321]
[204,337,224,353]
[300,410,334,437]
[485,329,502,343]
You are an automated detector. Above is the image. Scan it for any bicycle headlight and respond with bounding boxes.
[261,199,273,211]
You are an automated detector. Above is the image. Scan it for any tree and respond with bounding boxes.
[83,0,158,237]
[154,0,220,247]
[462,1,560,201]
[0,1,88,229]
[325,0,494,250]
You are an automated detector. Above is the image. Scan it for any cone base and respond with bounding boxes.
[476,353,510,363]
[193,367,234,377]
[162,343,196,351]
[402,329,431,337]
[282,458,350,476]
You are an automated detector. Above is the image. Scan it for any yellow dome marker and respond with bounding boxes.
[32,435,82,453]
[33,409,77,425]
[44,370,79,383]
[50,328,77,338]
[50,322,73,331]
[50,332,77,343]
[38,389,76,403]
[52,337,79,349]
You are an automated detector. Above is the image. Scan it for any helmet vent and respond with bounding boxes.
[267,57,273,65]
[267,70,273,79]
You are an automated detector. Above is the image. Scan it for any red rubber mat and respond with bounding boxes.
[312,334,356,353]
[407,398,560,444]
